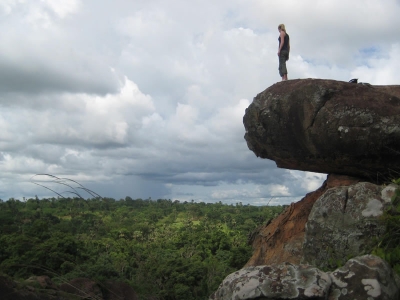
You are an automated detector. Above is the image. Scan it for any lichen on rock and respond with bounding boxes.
[210,256,399,300]
[209,263,331,300]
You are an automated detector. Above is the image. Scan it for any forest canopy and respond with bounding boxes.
[0,196,284,300]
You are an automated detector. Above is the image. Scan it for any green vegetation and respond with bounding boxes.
[0,196,283,299]
[373,180,400,275]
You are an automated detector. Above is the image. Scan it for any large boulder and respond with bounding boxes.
[302,183,397,269]
[209,263,331,300]
[246,174,361,267]
[329,255,400,300]
[210,255,399,300]
[243,79,400,180]
[246,177,397,272]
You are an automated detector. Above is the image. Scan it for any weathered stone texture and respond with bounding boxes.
[210,263,331,300]
[211,256,399,300]
[221,79,400,300]
[302,183,397,269]
[246,174,361,267]
[243,79,400,180]
[329,255,399,300]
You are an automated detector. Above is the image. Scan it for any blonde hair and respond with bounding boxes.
[278,24,286,32]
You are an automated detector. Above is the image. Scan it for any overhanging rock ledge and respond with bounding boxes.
[243,78,400,181]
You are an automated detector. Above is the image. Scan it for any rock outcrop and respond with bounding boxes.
[246,174,361,267]
[303,182,397,269]
[243,79,400,181]
[214,79,400,300]
[246,177,396,270]
[329,255,399,300]
[210,255,399,300]
[210,263,331,300]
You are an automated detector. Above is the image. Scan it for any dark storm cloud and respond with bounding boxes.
[0,59,120,95]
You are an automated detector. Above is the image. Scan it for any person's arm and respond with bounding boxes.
[287,40,290,61]
[277,31,285,56]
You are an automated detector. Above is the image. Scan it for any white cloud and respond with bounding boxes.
[288,171,327,193]
[351,43,400,85]
[0,0,24,15]
[116,9,172,38]
[0,0,398,203]
[41,0,81,18]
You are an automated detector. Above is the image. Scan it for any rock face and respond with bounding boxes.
[247,178,396,271]
[221,79,400,300]
[210,263,331,300]
[302,182,397,269]
[329,255,400,300]
[210,255,399,300]
[246,174,361,267]
[243,79,400,180]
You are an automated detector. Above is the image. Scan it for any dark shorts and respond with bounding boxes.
[279,50,289,77]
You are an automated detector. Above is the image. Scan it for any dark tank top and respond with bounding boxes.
[278,33,290,51]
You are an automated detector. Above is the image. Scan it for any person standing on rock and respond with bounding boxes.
[278,24,290,81]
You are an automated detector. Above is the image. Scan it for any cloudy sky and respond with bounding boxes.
[1,0,399,205]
